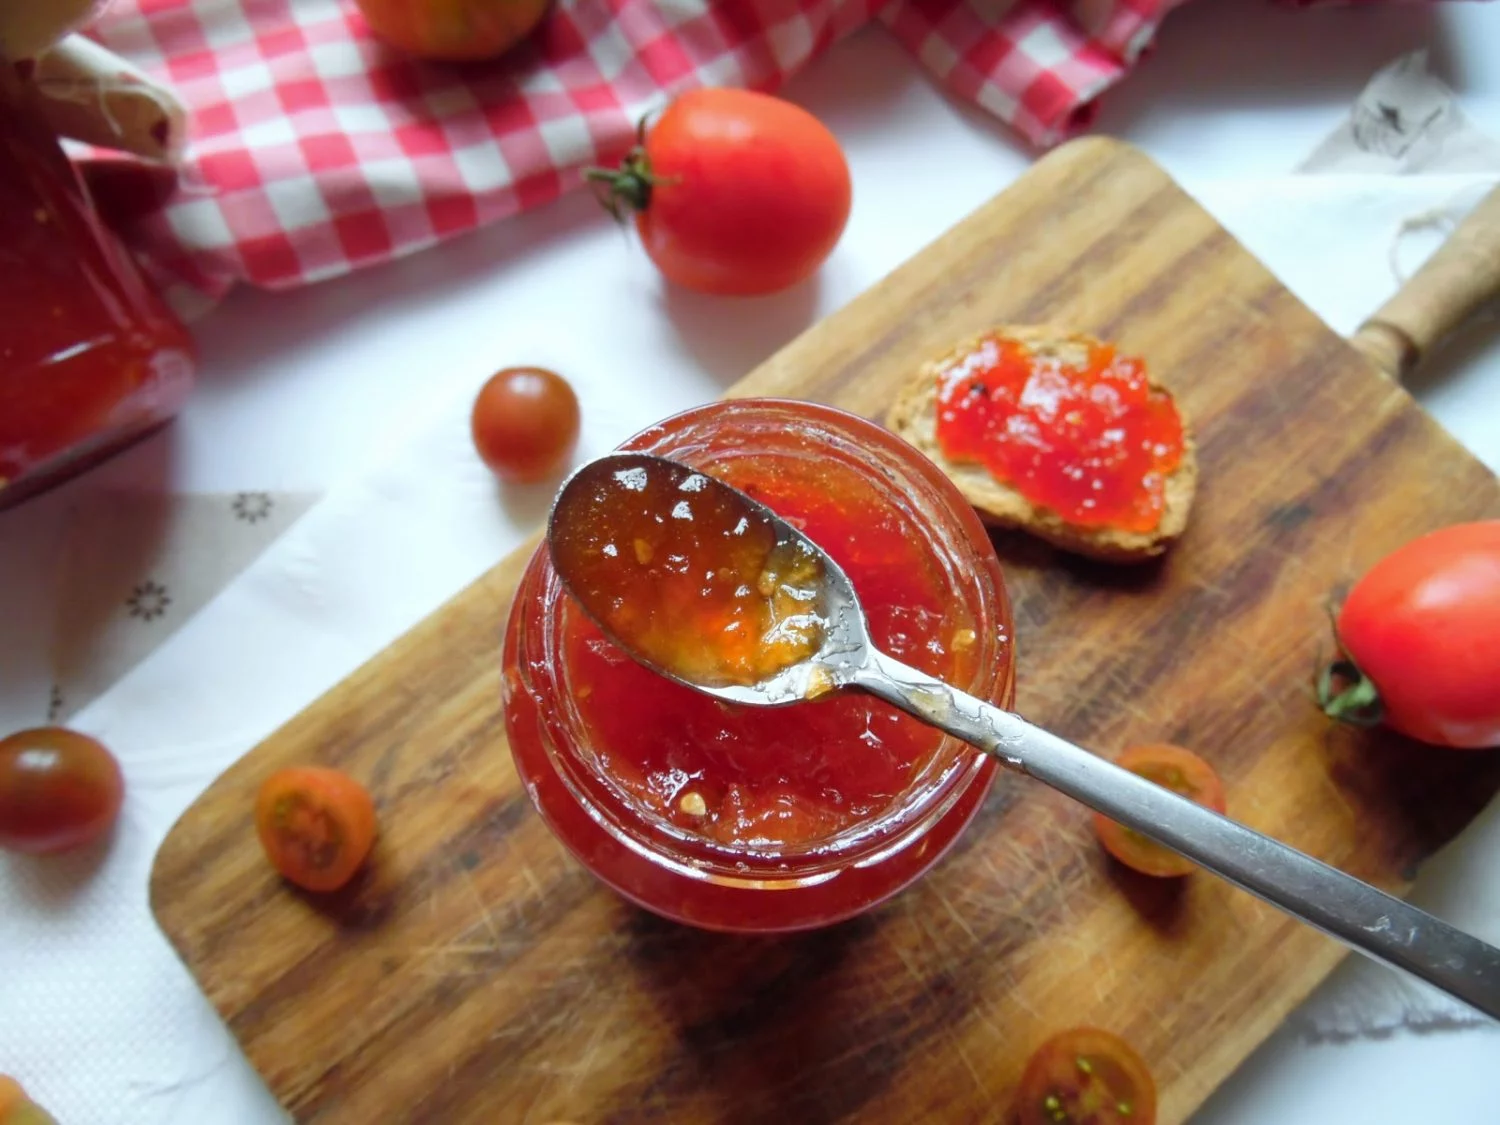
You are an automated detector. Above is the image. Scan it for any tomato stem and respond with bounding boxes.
[1317,657,1386,728]
[583,111,679,222]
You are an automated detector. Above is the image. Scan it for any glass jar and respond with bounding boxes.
[0,66,195,511]
[503,399,1015,932]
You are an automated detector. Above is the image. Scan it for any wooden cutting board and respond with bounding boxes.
[151,138,1500,1125]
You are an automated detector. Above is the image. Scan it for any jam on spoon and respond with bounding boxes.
[548,453,830,692]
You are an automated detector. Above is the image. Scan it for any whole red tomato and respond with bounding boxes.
[586,88,852,296]
[1321,521,1500,749]
[354,0,551,61]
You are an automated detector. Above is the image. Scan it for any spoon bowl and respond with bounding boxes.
[548,451,875,707]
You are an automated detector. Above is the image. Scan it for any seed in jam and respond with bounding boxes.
[933,334,1185,533]
[549,455,827,688]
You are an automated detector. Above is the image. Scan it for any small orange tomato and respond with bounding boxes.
[0,1077,25,1114]
[256,767,377,893]
[354,0,552,61]
[1015,1027,1156,1125]
[0,1077,59,1125]
[1093,743,1226,878]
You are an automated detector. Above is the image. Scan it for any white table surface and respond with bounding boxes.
[5,0,1500,1120]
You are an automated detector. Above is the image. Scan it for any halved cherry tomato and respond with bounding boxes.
[1093,743,1226,878]
[256,767,377,893]
[1015,1027,1156,1125]
[0,727,124,854]
[1320,521,1500,749]
[471,366,580,484]
[0,1077,58,1125]
[0,1077,24,1115]
[586,88,852,296]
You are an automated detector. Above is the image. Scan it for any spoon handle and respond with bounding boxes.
[853,649,1500,1022]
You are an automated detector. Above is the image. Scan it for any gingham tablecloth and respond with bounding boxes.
[83,0,1453,303]
[86,0,1188,301]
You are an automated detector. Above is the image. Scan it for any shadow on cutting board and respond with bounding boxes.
[616,907,965,1125]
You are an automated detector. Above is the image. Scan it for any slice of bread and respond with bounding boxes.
[886,326,1197,563]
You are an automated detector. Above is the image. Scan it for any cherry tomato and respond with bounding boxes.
[256,767,377,893]
[470,366,580,484]
[1320,521,1500,749]
[0,727,123,854]
[1093,744,1225,878]
[586,88,852,295]
[1015,1027,1156,1125]
[353,0,551,61]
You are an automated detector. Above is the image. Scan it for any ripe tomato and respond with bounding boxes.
[0,1078,19,1113]
[0,727,123,854]
[1093,743,1226,878]
[1015,1027,1156,1125]
[471,366,580,484]
[1321,521,1500,749]
[353,0,551,61]
[256,767,377,893]
[586,88,852,296]
[0,1076,58,1125]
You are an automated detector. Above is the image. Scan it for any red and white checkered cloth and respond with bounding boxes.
[76,0,1387,301]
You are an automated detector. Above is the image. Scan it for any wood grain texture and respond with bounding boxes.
[151,138,1500,1125]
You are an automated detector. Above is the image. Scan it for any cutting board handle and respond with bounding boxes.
[1350,183,1500,380]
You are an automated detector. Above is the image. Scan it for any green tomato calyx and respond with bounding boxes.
[1317,657,1386,728]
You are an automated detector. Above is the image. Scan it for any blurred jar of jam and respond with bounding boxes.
[0,65,194,511]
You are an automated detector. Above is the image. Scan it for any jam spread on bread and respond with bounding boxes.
[932,334,1184,533]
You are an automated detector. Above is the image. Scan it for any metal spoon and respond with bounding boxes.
[548,451,1500,1021]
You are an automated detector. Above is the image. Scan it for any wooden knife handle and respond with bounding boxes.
[1351,183,1500,380]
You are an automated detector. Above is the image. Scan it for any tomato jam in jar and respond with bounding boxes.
[503,399,1014,932]
[0,70,195,510]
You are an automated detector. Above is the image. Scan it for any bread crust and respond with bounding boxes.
[885,327,1197,563]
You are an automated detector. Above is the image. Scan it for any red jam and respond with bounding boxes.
[0,71,195,510]
[933,334,1184,533]
[560,453,980,848]
[504,399,1013,932]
